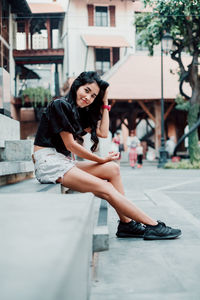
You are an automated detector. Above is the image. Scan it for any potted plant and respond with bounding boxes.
[21,87,52,121]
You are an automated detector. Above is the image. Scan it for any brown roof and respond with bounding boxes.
[104,54,192,100]
[81,34,130,48]
[29,3,64,14]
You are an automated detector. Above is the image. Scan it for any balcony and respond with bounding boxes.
[13,48,64,65]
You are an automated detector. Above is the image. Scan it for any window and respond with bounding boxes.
[95,49,110,75]
[87,5,115,27]
[95,6,108,27]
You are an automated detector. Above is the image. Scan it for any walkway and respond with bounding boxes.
[90,161,200,300]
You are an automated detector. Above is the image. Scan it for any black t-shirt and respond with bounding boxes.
[34,98,89,156]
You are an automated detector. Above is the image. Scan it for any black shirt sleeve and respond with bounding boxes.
[48,99,76,135]
[34,98,85,156]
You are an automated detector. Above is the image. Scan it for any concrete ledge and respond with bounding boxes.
[0,114,20,140]
[0,140,5,148]
[0,172,33,186]
[93,226,109,252]
[0,177,110,253]
[0,193,95,300]
[0,177,110,299]
[1,140,33,161]
[0,177,61,193]
[93,198,109,252]
[0,161,34,176]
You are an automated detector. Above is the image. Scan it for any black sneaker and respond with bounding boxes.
[144,221,182,240]
[116,220,145,238]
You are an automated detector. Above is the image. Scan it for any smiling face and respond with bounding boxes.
[76,82,100,108]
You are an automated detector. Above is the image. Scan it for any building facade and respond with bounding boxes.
[60,0,135,79]
[0,0,31,115]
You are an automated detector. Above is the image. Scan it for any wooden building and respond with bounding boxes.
[12,2,65,139]
[104,54,191,154]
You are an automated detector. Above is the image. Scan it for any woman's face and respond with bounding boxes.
[76,82,100,108]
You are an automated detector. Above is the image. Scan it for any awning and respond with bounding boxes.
[16,65,40,80]
[10,0,31,16]
[81,34,130,48]
[29,3,64,14]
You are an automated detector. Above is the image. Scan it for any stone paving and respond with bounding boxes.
[90,161,200,300]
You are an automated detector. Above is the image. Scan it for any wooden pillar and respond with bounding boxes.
[30,32,33,49]
[54,63,60,96]
[110,47,113,67]
[25,20,29,49]
[127,106,137,132]
[46,18,51,49]
[154,101,161,154]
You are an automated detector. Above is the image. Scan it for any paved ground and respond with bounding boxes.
[90,161,200,300]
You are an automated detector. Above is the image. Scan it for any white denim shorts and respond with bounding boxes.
[33,148,76,184]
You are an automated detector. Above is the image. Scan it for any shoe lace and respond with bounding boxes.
[134,222,145,230]
[158,220,172,230]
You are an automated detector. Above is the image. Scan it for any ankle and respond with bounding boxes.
[146,221,158,226]
[119,217,132,224]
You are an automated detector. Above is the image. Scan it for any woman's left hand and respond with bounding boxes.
[98,151,120,164]
[107,151,120,161]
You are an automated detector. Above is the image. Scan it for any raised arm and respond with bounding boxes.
[60,131,119,163]
[96,87,110,138]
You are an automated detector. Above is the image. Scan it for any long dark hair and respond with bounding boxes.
[66,71,109,152]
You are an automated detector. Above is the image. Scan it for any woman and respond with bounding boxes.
[127,130,139,168]
[33,71,181,240]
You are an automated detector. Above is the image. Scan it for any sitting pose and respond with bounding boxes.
[33,71,181,240]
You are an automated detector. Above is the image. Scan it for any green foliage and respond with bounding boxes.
[136,0,200,164]
[175,94,190,111]
[135,0,200,55]
[164,159,200,169]
[21,87,52,107]
[187,103,200,163]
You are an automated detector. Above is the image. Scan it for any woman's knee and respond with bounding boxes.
[106,161,120,178]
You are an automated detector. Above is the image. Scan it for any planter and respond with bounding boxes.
[20,107,35,122]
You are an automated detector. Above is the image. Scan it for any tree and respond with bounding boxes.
[135,0,200,163]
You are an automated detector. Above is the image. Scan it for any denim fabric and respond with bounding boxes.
[33,148,76,184]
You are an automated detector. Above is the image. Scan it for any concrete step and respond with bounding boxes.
[0,192,95,300]
[0,161,34,177]
[93,198,109,252]
[0,140,33,161]
[0,177,60,194]
[0,140,5,148]
[0,113,20,140]
[0,178,109,252]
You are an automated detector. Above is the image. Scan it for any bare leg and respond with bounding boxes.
[58,166,157,226]
[76,161,130,222]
